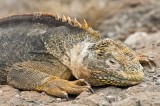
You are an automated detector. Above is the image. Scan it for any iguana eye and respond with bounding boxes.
[106,58,119,67]
[109,59,116,65]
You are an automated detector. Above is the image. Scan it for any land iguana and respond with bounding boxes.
[0,13,144,99]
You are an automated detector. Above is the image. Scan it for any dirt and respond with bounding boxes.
[97,0,160,39]
[0,0,160,106]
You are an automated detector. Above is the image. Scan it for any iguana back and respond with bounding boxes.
[0,15,90,65]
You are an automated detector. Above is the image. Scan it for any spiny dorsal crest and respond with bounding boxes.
[34,12,100,39]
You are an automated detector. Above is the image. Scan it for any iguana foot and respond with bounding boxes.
[38,77,93,99]
[136,53,156,68]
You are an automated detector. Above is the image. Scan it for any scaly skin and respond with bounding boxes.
[0,13,144,98]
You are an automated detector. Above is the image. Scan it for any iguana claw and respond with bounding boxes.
[78,79,94,93]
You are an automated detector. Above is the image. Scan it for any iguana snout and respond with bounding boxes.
[71,38,144,86]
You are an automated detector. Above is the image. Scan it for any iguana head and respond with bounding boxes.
[71,38,144,86]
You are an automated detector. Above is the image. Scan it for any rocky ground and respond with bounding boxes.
[0,0,160,106]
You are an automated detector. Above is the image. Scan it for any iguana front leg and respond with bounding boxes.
[38,77,93,99]
[7,61,92,98]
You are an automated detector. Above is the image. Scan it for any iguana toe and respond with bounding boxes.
[73,79,94,93]
[45,87,69,99]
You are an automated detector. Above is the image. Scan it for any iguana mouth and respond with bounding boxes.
[108,71,144,86]
[88,67,144,86]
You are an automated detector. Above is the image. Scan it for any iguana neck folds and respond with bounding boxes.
[70,41,93,80]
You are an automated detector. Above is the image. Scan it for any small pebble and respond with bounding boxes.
[54,98,62,103]
[140,83,147,88]
[15,94,20,98]
[106,95,116,103]
[156,78,160,85]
